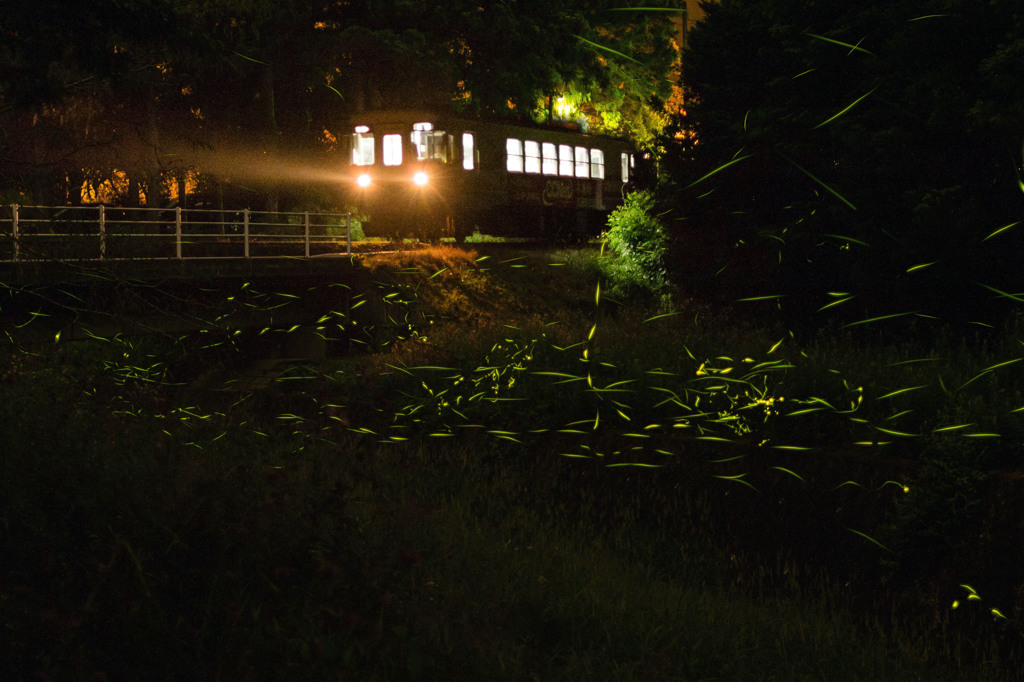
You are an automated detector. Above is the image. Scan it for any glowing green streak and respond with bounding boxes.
[571,34,641,64]
[983,221,1020,241]
[686,155,753,188]
[876,385,928,400]
[772,466,805,480]
[813,87,877,129]
[777,151,857,210]
[847,528,892,553]
[805,33,875,56]
[841,312,915,328]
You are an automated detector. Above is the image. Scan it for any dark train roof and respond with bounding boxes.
[348,108,632,146]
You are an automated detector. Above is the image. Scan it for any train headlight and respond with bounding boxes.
[413,171,429,187]
[356,173,372,188]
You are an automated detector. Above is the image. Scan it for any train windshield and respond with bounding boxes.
[462,133,476,170]
[382,134,403,166]
[352,127,374,166]
[412,122,448,162]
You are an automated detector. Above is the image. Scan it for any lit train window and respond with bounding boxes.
[506,138,524,173]
[412,122,448,162]
[542,143,557,175]
[462,132,476,170]
[558,144,573,176]
[382,134,403,166]
[590,149,605,179]
[574,146,589,178]
[352,127,374,166]
[524,141,541,174]
[621,152,633,183]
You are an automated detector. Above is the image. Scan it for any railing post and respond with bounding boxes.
[11,203,19,261]
[175,206,182,259]
[304,211,311,258]
[346,213,352,256]
[98,204,106,260]
[243,208,250,258]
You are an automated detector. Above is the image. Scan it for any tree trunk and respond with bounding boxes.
[145,87,165,207]
[261,64,280,214]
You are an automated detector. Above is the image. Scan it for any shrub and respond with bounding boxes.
[603,190,669,293]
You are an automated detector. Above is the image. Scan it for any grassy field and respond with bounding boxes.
[1,244,1021,680]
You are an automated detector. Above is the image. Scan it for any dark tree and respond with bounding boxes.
[0,0,180,205]
[1,1,678,209]
[671,0,1024,329]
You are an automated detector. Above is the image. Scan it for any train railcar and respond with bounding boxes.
[343,109,637,241]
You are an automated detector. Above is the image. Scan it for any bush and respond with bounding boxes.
[603,190,669,293]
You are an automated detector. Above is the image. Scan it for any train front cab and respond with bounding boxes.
[347,113,477,241]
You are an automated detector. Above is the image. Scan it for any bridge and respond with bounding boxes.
[0,205,402,360]
[0,204,357,285]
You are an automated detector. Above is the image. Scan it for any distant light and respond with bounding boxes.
[412,122,433,131]
[413,171,429,186]
[357,173,372,188]
[554,95,575,120]
[354,125,370,133]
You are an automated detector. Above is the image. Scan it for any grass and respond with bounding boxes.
[1,243,1021,679]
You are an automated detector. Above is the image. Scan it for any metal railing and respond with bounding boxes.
[0,205,352,262]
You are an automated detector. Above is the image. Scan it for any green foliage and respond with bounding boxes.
[602,190,669,294]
